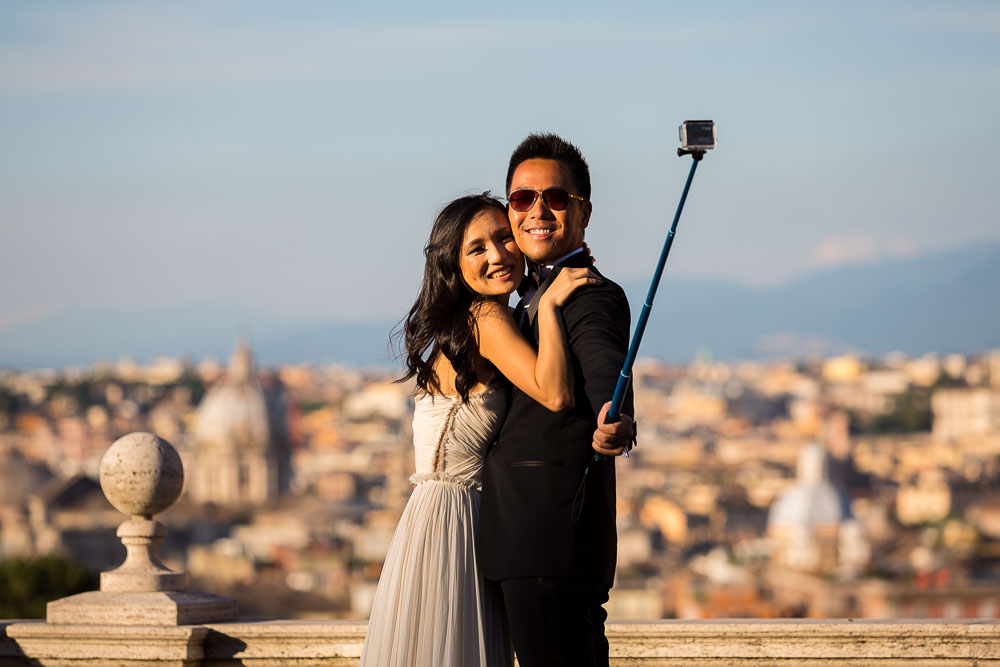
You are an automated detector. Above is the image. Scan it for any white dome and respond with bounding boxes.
[768,480,849,528]
[195,343,273,452]
[768,442,850,529]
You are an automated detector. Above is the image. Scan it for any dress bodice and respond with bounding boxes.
[410,385,507,490]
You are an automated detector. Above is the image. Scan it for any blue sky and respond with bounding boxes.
[2,1,998,331]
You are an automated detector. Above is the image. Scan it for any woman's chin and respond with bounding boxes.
[476,285,517,300]
[500,279,521,297]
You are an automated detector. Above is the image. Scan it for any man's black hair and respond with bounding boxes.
[505,133,591,200]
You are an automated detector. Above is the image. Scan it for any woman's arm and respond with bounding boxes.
[474,267,600,412]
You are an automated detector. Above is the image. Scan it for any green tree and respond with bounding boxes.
[174,372,207,405]
[867,387,933,434]
[0,556,98,619]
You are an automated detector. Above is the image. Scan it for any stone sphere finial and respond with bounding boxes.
[100,432,184,518]
[44,431,237,622]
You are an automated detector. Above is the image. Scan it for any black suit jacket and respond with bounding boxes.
[479,251,632,588]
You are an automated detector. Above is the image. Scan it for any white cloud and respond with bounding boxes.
[811,233,917,269]
[813,235,879,267]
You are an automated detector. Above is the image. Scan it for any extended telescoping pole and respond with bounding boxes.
[604,151,703,428]
[571,122,714,523]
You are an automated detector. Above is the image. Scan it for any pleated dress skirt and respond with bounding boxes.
[358,476,512,667]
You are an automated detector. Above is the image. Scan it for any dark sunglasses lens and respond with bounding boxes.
[508,190,537,212]
[542,189,570,210]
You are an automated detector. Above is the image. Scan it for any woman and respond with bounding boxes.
[359,193,600,666]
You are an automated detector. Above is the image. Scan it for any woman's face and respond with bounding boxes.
[459,208,524,298]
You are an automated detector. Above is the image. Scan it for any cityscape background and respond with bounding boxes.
[4,345,1000,620]
[2,1,1000,624]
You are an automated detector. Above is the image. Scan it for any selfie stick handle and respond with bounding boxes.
[603,151,703,426]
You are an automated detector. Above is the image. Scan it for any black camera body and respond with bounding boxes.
[679,120,716,151]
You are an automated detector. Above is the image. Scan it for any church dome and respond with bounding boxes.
[768,442,850,529]
[189,341,291,507]
[195,342,274,452]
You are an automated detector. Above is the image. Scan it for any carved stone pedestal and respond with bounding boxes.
[4,433,238,665]
[47,591,237,626]
[41,433,238,629]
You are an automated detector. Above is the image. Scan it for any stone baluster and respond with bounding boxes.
[45,432,237,625]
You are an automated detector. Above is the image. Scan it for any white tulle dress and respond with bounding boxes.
[359,385,513,667]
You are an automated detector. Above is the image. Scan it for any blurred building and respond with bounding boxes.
[767,442,859,574]
[932,387,1000,441]
[896,470,952,526]
[188,342,291,507]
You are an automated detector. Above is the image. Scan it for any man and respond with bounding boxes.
[479,133,634,666]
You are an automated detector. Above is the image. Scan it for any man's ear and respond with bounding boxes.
[581,201,592,229]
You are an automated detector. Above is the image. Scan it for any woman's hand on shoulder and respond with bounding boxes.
[541,267,603,308]
[472,297,573,412]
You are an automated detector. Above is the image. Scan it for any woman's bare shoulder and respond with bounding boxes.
[471,299,513,321]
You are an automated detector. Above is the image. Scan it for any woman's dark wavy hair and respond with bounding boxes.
[395,193,508,401]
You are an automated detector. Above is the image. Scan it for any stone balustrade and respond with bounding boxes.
[3,618,1000,664]
[1,432,999,665]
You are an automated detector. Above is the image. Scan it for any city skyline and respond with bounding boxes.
[4,342,1000,622]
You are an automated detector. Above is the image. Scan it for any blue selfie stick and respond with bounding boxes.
[572,122,714,522]
[605,151,703,425]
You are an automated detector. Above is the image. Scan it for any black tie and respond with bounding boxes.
[518,263,543,297]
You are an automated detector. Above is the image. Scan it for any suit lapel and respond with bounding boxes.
[525,267,559,327]
[513,298,529,336]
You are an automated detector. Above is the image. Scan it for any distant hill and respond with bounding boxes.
[1,242,997,369]
[621,240,1000,361]
[0,305,398,369]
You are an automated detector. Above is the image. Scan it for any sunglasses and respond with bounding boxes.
[507,188,587,212]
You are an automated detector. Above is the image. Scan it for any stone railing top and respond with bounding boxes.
[4,619,1000,665]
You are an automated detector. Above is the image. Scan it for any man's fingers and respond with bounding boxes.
[594,429,621,443]
[596,401,610,426]
[598,417,631,435]
[592,440,625,457]
[593,427,628,456]
[593,435,614,448]
[594,401,635,456]
[597,402,631,430]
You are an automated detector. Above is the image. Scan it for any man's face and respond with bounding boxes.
[508,158,591,265]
